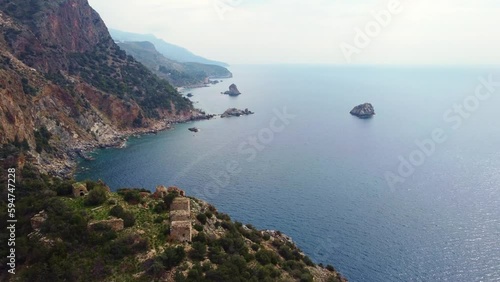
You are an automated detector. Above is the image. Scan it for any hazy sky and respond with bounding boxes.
[88,0,500,65]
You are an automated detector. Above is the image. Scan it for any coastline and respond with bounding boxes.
[41,109,216,179]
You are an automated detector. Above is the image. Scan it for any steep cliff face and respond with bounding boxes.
[0,0,196,175]
[0,0,111,72]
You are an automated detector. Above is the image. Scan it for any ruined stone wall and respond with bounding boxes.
[169,197,191,242]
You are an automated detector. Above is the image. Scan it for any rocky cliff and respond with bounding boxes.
[0,0,199,175]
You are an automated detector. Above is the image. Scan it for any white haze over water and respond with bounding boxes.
[89,0,500,65]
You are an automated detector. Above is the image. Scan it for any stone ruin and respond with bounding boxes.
[167,186,185,197]
[153,185,168,198]
[153,185,186,199]
[169,197,191,242]
[72,182,88,197]
[170,221,192,243]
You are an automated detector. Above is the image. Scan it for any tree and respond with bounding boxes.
[189,242,207,261]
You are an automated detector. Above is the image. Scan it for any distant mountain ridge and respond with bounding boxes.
[110,29,229,67]
[117,41,232,87]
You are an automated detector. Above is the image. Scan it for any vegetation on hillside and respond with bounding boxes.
[68,42,193,118]
[0,161,344,281]
[117,41,232,87]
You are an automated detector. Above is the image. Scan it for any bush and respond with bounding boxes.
[163,192,178,208]
[84,186,108,206]
[109,205,124,217]
[121,211,136,227]
[109,205,136,227]
[192,232,207,244]
[55,181,73,196]
[193,224,203,232]
[326,264,335,272]
[123,190,141,204]
[251,244,260,252]
[109,234,148,260]
[205,211,213,218]
[189,242,207,261]
[255,250,279,266]
[159,246,186,270]
[154,201,168,213]
[196,213,207,225]
[303,256,314,266]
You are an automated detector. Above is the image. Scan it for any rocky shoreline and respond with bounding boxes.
[42,111,217,179]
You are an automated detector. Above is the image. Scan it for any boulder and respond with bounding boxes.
[350,103,375,118]
[223,84,241,96]
[31,210,48,231]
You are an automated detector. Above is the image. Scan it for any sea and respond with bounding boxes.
[76,65,500,282]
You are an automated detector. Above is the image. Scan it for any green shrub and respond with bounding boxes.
[192,232,207,244]
[159,246,186,270]
[163,192,178,208]
[189,242,207,261]
[109,234,148,260]
[109,205,135,227]
[193,224,203,232]
[84,186,108,206]
[109,205,124,217]
[123,190,141,204]
[55,181,73,196]
[255,250,279,266]
[303,256,314,266]
[251,244,260,252]
[154,201,168,213]
[121,211,136,227]
[196,213,207,225]
[205,211,213,218]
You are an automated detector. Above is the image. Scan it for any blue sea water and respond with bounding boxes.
[77,65,500,282]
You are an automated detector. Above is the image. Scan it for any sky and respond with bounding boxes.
[88,0,500,65]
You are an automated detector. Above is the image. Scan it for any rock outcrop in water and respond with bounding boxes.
[350,103,375,118]
[221,108,254,118]
[222,84,241,96]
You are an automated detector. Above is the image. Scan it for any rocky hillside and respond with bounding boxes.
[0,173,346,281]
[117,41,232,87]
[0,0,203,175]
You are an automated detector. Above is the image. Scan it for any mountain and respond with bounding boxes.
[0,1,346,281]
[110,29,229,67]
[117,41,232,87]
[0,0,207,175]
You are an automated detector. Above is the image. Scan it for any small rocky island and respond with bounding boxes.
[221,108,254,118]
[188,127,199,132]
[222,84,241,96]
[350,103,375,118]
